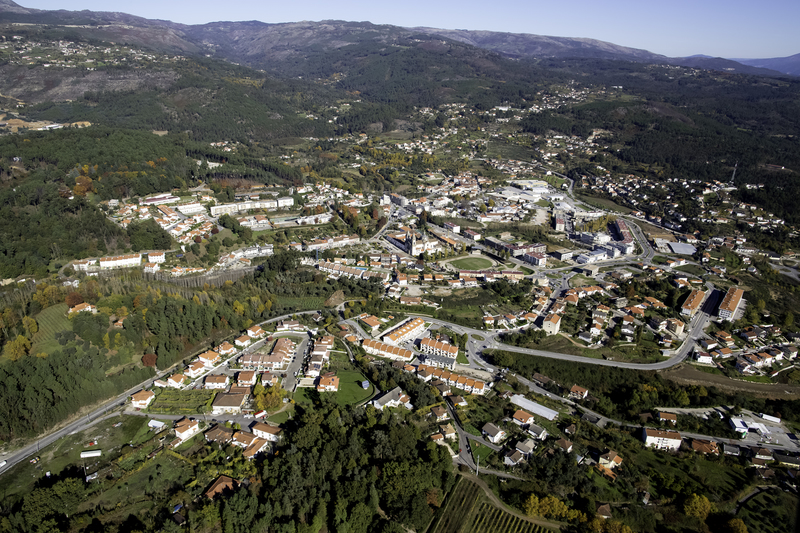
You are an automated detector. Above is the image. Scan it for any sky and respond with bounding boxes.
[18,0,800,59]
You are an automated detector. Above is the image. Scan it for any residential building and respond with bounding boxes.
[599,451,623,469]
[371,387,413,410]
[512,410,534,427]
[167,374,186,389]
[251,422,282,442]
[174,418,200,442]
[718,287,745,321]
[317,374,340,392]
[643,428,682,451]
[211,393,246,415]
[69,302,97,314]
[681,290,706,317]
[131,390,155,409]
[543,314,561,335]
[204,375,229,390]
[362,339,414,361]
[482,422,506,444]
[383,318,427,345]
[569,385,589,400]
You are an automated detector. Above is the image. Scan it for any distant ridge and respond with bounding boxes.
[0,0,793,77]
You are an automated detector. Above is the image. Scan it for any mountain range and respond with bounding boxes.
[0,0,797,77]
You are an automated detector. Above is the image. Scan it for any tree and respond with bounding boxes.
[784,311,794,329]
[683,493,712,521]
[22,316,38,338]
[255,386,285,412]
[65,292,84,307]
[4,335,31,361]
[723,518,748,533]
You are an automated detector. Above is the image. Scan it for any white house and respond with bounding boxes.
[482,422,506,444]
[131,390,155,410]
[174,418,200,442]
[643,428,682,451]
[251,422,282,442]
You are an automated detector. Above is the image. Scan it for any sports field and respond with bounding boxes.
[450,257,493,270]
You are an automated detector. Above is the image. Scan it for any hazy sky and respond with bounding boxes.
[19,0,800,58]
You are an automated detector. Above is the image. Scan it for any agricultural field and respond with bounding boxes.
[30,302,71,355]
[431,477,553,533]
[450,257,494,270]
[147,389,216,415]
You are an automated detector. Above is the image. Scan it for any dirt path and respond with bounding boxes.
[663,365,800,398]
[458,472,563,530]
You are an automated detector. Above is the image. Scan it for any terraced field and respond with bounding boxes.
[431,477,555,533]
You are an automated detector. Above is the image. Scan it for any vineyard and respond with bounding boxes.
[432,477,554,533]
[148,389,216,414]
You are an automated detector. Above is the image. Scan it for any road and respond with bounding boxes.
[0,310,319,476]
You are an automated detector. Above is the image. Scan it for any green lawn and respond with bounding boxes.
[30,303,71,355]
[457,352,470,365]
[268,407,294,424]
[473,443,494,463]
[294,369,375,407]
[334,369,375,406]
[450,257,494,270]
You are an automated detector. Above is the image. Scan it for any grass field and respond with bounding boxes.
[675,265,706,277]
[148,389,216,415]
[431,477,553,533]
[0,415,151,504]
[30,303,71,355]
[457,352,470,365]
[333,369,375,406]
[576,193,633,214]
[294,369,374,407]
[450,257,494,270]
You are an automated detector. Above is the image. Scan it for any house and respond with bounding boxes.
[167,374,186,389]
[185,361,206,379]
[448,395,468,408]
[516,438,537,457]
[131,390,155,410]
[205,475,237,500]
[527,424,548,441]
[251,422,282,442]
[317,374,340,392]
[69,302,97,315]
[439,423,457,440]
[556,438,573,453]
[596,504,613,520]
[691,439,720,455]
[174,418,200,442]
[246,325,266,338]
[569,385,589,400]
[199,350,221,367]
[482,422,506,444]
[643,428,682,451]
[371,387,413,410]
[205,425,235,444]
[211,393,246,415]
[215,342,236,356]
[658,412,678,425]
[512,410,534,427]
[234,335,252,348]
[204,375,229,390]
[599,451,623,469]
[431,406,449,422]
[237,371,258,387]
[542,314,561,335]
[504,450,525,467]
